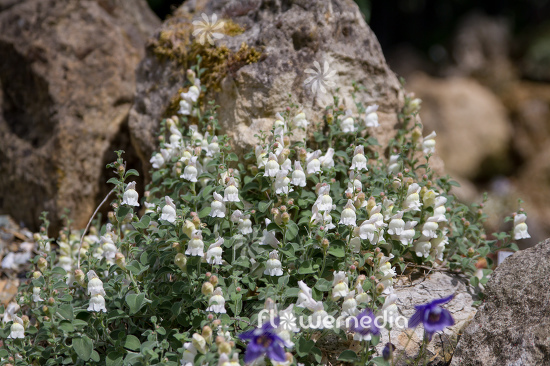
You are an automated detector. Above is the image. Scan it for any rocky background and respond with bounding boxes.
[1,0,550,364]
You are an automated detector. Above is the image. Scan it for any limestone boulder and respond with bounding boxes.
[0,0,159,232]
[451,238,550,365]
[129,0,403,169]
[407,73,512,180]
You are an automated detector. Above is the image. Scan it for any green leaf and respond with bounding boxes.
[470,276,480,287]
[258,201,272,213]
[133,215,151,230]
[126,293,146,315]
[73,335,93,361]
[106,351,124,366]
[285,221,299,241]
[328,241,346,258]
[51,266,67,276]
[198,206,211,218]
[116,206,131,221]
[58,321,74,333]
[227,153,238,161]
[298,260,315,274]
[57,304,74,321]
[314,278,332,292]
[123,335,141,351]
[296,337,315,357]
[125,169,139,178]
[338,350,358,362]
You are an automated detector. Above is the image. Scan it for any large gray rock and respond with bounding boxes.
[451,238,550,365]
[377,271,477,365]
[129,0,403,170]
[0,0,159,232]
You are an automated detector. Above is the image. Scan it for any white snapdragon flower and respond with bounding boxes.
[310,301,329,329]
[238,215,253,235]
[387,211,405,236]
[160,196,177,223]
[359,217,380,244]
[432,196,448,222]
[181,342,197,366]
[88,294,107,313]
[186,230,205,257]
[388,154,400,174]
[513,214,530,240]
[223,178,240,202]
[33,287,44,302]
[422,131,437,154]
[205,237,224,265]
[181,85,200,103]
[341,110,355,133]
[311,205,336,230]
[264,251,284,276]
[274,171,293,195]
[320,148,335,169]
[122,181,139,206]
[415,239,431,258]
[341,290,358,317]
[399,221,418,246]
[291,161,307,187]
[332,271,349,300]
[376,257,396,294]
[209,192,226,218]
[403,183,422,212]
[192,333,207,354]
[339,199,357,226]
[421,216,440,238]
[349,229,361,253]
[430,235,448,261]
[264,153,280,177]
[260,218,279,248]
[207,287,226,313]
[8,316,24,339]
[280,158,292,175]
[150,152,165,169]
[306,150,322,175]
[178,100,192,115]
[380,290,399,328]
[315,184,333,212]
[346,171,362,195]
[255,146,268,168]
[87,271,106,297]
[296,281,314,309]
[101,235,117,263]
[293,112,309,130]
[355,285,371,304]
[3,302,20,324]
[350,146,368,171]
[181,156,199,182]
[188,125,203,143]
[364,104,379,127]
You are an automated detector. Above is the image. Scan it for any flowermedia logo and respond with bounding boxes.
[304,60,336,94]
[257,309,409,331]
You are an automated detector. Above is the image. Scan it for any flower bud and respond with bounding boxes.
[175,253,187,271]
[321,238,330,249]
[115,253,126,269]
[33,271,42,279]
[48,297,55,306]
[215,336,225,346]
[202,325,212,343]
[366,257,374,266]
[212,319,221,327]
[467,247,475,257]
[192,216,201,227]
[412,126,422,143]
[37,257,47,272]
[281,212,290,224]
[218,341,232,354]
[376,282,385,294]
[202,282,214,296]
[207,314,214,320]
[74,269,86,287]
[21,315,30,328]
[209,275,218,287]
[326,113,334,125]
[108,211,116,223]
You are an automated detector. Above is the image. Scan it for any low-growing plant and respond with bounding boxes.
[0,59,530,366]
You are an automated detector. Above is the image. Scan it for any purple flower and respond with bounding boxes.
[239,318,286,364]
[349,308,381,341]
[408,294,455,340]
[382,342,396,361]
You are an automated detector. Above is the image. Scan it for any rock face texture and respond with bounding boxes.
[377,271,477,365]
[407,73,512,180]
[0,0,159,231]
[129,0,404,169]
[451,238,550,365]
